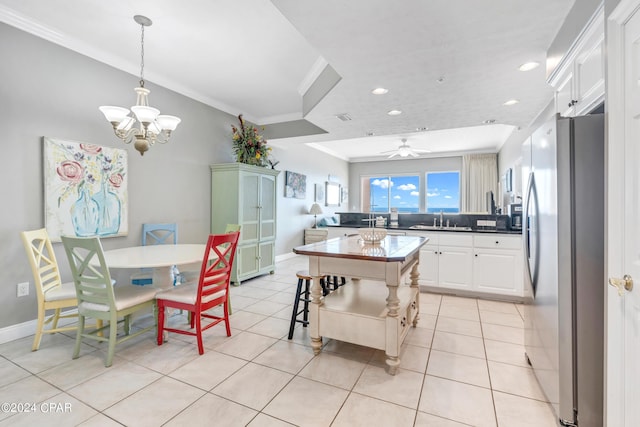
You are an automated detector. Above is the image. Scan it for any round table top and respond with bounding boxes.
[100,244,207,269]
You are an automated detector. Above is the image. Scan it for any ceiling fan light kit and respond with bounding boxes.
[379,138,431,159]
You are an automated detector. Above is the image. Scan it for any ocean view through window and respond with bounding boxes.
[364,175,420,213]
[426,171,460,213]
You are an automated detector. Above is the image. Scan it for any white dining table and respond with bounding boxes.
[99,244,207,289]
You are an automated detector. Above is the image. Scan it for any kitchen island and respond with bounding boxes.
[293,234,428,374]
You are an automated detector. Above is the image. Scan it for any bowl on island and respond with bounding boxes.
[358,228,387,243]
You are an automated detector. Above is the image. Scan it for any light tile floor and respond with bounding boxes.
[0,256,557,426]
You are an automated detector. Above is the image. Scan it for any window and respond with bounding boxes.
[363,175,420,213]
[426,171,460,213]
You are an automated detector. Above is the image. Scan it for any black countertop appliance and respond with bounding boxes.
[507,203,522,230]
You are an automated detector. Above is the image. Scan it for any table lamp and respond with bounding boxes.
[309,203,323,228]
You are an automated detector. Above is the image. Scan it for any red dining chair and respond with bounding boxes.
[156,231,240,354]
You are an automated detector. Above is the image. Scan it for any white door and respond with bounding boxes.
[606,2,640,425]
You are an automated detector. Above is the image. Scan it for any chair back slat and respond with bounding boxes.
[20,229,63,300]
[142,223,178,246]
[61,236,116,312]
[196,232,240,304]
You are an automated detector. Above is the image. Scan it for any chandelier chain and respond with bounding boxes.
[139,23,145,87]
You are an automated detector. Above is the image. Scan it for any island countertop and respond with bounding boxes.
[293,234,429,262]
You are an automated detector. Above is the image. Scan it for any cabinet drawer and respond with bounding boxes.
[474,234,522,250]
[438,233,472,247]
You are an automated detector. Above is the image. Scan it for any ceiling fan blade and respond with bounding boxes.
[387,152,399,159]
[408,151,419,157]
[379,149,397,154]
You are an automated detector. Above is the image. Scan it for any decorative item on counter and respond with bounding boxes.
[390,208,399,227]
[375,216,386,227]
[358,227,387,243]
[231,114,271,166]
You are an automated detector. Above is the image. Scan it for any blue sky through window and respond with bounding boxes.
[369,175,419,212]
[426,172,460,213]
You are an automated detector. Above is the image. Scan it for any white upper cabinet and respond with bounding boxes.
[548,7,604,117]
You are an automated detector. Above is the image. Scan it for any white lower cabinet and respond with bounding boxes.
[472,235,523,297]
[411,231,523,298]
[439,245,474,291]
[417,245,439,287]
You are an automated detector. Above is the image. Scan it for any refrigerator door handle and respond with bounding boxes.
[524,171,539,295]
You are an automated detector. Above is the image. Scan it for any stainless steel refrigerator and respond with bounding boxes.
[523,113,604,427]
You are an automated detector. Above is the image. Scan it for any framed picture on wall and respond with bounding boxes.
[285,170,306,199]
[505,168,513,193]
[315,183,325,203]
[341,187,348,204]
[325,181,341,206]
[43,137,129,242]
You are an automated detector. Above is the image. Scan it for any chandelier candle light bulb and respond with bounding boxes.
[99,15,181,156]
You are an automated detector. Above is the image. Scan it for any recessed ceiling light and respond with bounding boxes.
[416,127,428,131]
[518,62,540,71]
[503,99,519,106]
[366,132,375,136]
[387,110,402,116]
[436,76,445,84]
[371,88,388,95]
[483,119,496,124]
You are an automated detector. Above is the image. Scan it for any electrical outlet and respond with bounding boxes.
[17,282,29,297]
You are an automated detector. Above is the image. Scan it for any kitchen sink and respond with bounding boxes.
[409,225,473,232]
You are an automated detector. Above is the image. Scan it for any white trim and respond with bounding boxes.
[547,3,606,86]
[0,309,78,345]
[275,252,298,263]
[605,1,640,425]
[258,112,304,125]
[297,57,329,96]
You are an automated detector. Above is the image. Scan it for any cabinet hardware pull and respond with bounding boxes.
[495,241,499,244]
[401,317,407,328]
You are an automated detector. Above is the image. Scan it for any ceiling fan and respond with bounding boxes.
[380,138,431,159]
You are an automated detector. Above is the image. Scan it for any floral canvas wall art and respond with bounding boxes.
[285,171,306,199]
[44,137,128,241]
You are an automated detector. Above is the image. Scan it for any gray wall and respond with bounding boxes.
[269,141,349,255]
[348,157,463,212]
[0,23,340,330]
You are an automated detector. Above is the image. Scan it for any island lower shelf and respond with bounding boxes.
[318,279,419,351]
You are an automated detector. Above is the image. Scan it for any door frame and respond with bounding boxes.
[605,1,640,425]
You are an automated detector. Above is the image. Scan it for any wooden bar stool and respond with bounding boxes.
[288,270,328,339]
[326,275,347,291]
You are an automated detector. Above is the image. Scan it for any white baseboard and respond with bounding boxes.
[0,309,78,345]
[275,252,298,263]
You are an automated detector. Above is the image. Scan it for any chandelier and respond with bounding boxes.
[99,15,181,156]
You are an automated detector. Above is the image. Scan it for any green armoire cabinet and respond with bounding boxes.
[210,163,280,285]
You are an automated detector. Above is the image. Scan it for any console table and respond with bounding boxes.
[293,234,428,374]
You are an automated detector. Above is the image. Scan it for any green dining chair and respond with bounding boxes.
[61,235,157,367]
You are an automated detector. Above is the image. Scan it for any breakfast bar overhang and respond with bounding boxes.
[293,234,429,374]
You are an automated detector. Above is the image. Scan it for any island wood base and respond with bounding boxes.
[306,253,421,375]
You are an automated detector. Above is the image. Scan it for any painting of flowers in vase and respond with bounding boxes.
[44,137,128,241]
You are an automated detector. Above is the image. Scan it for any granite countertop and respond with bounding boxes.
[325,224,522,235]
